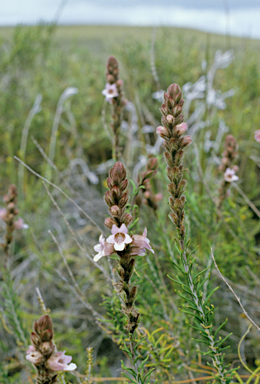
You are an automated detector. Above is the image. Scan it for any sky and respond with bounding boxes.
[1,0,260,39]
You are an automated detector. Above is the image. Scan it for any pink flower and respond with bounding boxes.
[102,83,119,103]
[93,234,114,262]
[106,224,132,251]
[0,208,7,220]
[46,351,77,372]
[26,345,44,365]
[224,168,239,182]
[132,228,154,256]
[255,130,260,143]
[14,217,29,229]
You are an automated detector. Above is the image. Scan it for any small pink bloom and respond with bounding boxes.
[132,228,154,256]
[26,345,44,365]
[93,234,114,262]
[166,114,174,123]
[175,123,188,135]
[0,208,7,220]
[224,167,239,182]
[102,83,119,103]
[154,193,163,202]
[156,125,169,139]
[181,135,192,146]
[106,224,132,252]
[14,217,29,229]
[254,130,260,143]
[46,351,77,372]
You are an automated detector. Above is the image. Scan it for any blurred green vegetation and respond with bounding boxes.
[1,24,260,383]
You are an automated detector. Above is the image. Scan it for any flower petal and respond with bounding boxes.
[93,253,104,262]
[124,234,133,244]
[64,363,77,371]
[119,223,128,234]
[111,225,118,235]
[106,234,115,243]
[114,242,125,251]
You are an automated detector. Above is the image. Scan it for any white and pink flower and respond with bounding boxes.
[224,167,239,182]
[46,351,77,372]
[102,83,119,103]
[132,228,154,256]
[255,130,260,143]
[93,234,114,262]
[14,217,29,229]
[26,345,44,365]
[106,224,132,251]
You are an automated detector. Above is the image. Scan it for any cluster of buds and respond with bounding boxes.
[102,56,127,161]
[136,156,162,211]
[156,84,192,245]
[0,185,28,257]
[26,315,76,383]
[94,162,154,333]
[218,135,239,209]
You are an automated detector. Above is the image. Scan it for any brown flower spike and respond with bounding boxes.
[157,84,192,246]
[136,156,162,211]
[102,56,127,161]
[217,134,239,210]
[94,162,154,334]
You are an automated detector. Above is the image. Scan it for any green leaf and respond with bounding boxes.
[143,368,155,383]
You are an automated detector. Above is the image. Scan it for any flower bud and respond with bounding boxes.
[180,135,192,147]
[104,191,113,206]
[166,114,174,124]
[7,202,15,212]
[104,217,118,229]
[111,185,121,202]
[110,162,126,182]
[175,123,187,136]
[221,157,229,165]
[107,177,114,189]
[122,213,133,226]
[37,315,53,332]
[167,83,181,98]
[169,196,175,207]
[31,332,41,346]
[147,156,158,172]
[107,74,114,83]
[156,126,170,139]
[110,205,121,216]
[160,104,168,116]
[118,193,128,209]
[154,193,163,202]
[169,211,178,225]
[120,179,128,191]
[116,79,123,87]
[173,104,182,116]
[41,328,53,342]
[144,191,150,199]
[39,341,54,356]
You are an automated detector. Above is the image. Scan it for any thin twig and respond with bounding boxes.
[48,229,82,295]
[233,183,260,219]
[14,156,104,234]
[43,182,113,286]
[211,249,260,331]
